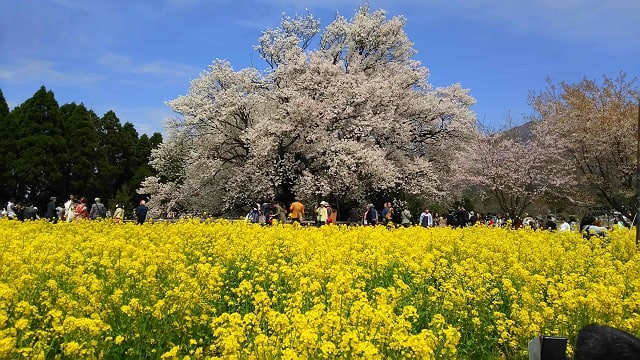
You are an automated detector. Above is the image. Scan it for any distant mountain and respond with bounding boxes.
[499,120,535,142]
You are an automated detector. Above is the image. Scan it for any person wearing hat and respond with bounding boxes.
[315,201,329,226]
[90,197,107,220]
[112,204,125,223]
[44,196,58,223]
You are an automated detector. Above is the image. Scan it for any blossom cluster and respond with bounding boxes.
[0,219,638,359]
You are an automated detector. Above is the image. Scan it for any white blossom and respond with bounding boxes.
[140,6,476,214]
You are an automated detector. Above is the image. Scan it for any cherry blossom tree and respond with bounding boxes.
[530,73,639,219]
[141,6,476,215]
[450,120,573,219]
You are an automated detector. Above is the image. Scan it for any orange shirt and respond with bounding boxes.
[289,201,304,219]
[328,207,337,224]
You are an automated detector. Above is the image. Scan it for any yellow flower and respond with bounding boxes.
[160,345,180,359]
[0,218,639,358]
[14,318,29,331]
[62,341,82,356]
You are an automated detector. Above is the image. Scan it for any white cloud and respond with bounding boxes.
[0,60,104,86]
[263,0,640,49]
[234,19,272,30]
[424,0,640,49]
[98,53,201,80]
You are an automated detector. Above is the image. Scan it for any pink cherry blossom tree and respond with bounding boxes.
[141,6,476,215]
[530,73,639,219]
[449,119,575,219]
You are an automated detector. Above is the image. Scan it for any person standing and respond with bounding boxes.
[385,202,394,225]
[289,198,304,224]
[56,204,64,221]
[15,202,25,221]
[75,197,89,220]
[44,196,58,223]
[401,207,412,227]
[136,200,148,224]
[89,198,107,220]
[419,208,433,227]
[272,202,287,224]
[246,203,261,224]
[64,195,76,222]
[6,198,17,220]
[327,204,337,224]
[454,206,469,227]
[315,201,328,226]
[23,202,39,220]
[112,204,125,223]
[364,204,378,226]
[261,201,271,225]
[381,202,390,225]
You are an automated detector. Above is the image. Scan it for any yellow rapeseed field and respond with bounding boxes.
[0,219,638,359]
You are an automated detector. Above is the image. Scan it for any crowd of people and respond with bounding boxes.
[243,199,435,228]
[242,198,631,240]
[1,195,150,224]
[4,194,631,238]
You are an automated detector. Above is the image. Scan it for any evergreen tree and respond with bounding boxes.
[11,86,66,208]
[95,112,162,208]
[94,110,127,202]
[130,134,159,201]
[0,88,17,203]
[119,122,141,184]
[0,89,9,118]
[58,102,101,201]
[0,86,161,210]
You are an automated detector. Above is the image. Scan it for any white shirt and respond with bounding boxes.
[64,200,75,222]
[6,201,16,218]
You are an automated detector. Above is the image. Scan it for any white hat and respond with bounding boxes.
[320,201,329,206]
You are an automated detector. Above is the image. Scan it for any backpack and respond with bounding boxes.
[98,203,107,218]
[91,203,107,219]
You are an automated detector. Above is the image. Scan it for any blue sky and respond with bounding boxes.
[1,0,639,136]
